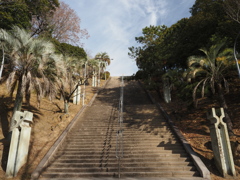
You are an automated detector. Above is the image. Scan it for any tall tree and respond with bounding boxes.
[0,26,59,130]
[129,25,171,95]
[56,55,86,113]
[95,52,110,82]
[47,1,89,45]
[95,52,110,65]
[0,1,31,30]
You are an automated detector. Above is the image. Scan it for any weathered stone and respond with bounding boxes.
[73,85,81,105]
[6,111,33,178]
[207,108,236,178]
[92,73,97,87]
[163,77,171,103]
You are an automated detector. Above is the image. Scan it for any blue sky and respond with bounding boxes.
[62,0,196,76]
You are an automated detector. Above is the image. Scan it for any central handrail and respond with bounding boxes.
[116,76,124,178]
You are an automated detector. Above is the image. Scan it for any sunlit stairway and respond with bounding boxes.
[36,78,207,179]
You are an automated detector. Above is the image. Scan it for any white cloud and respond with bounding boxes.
[62,0,195,76]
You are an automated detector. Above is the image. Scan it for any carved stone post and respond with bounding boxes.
[92,72,97,87]
[207,108,236,177]
[73,85,81,105]
[163,77,171,103]
[6,111,33,178]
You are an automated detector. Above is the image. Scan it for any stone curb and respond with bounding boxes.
[31,77,111,180]
[138,81,211,180]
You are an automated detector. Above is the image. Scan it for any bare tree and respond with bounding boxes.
[48,1,89,45]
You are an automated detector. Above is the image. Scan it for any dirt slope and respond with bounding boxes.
[0,79,106,180]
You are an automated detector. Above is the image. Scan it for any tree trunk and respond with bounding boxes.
[217,83,233,132]
[0,47,5,79]
[10,79,23,130]
[7,79,23,140]
[64,100,69,114]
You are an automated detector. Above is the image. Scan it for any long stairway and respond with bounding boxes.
[35,77,207,180]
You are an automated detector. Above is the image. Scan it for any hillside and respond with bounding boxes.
[0,80,106,180]
[150,78,240,180]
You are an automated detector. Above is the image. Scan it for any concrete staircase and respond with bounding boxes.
[35,77,207,179]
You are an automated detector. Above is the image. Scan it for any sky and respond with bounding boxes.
[62,0,196,76]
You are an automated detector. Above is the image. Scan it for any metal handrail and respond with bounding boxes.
[116,76,124,178]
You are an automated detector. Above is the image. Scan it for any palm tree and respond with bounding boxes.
[184,41,235,131]
[95,52,110,84]
[0,26,59,131]
[95,52,111,65]
[56,55,85,113]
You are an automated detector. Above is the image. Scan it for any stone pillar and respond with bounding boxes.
[97,78,100,87]
[6,111,33,178]
[82,85,85,106]
[73,85,81,105]
[92,73,97,87]
[207,108,236,178]
[163,77,171,103]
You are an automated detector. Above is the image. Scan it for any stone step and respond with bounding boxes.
[65,141,178,145]
[63,141,179,147]
[63,142,177,147]
[51,158,194,165]
[39,177,205,180]
[69,129,174,134]
[74,123,170,128]
[73,124,169,132]
[67,134,177,139]
[67,135,175,140]
[75,119,168,123]
[124,116,164,119]
[57,150,186,157]
[45,166,197,173]
[56,149,188,160]
[65,137,176,142]
[63,143,184,150]
[53,153,190,160]
[55,151,189,158]
[40,170,199,178]
[78,118,117,121]
[67,136,177,140]
[68,130,175,135]
[48,159,193,168]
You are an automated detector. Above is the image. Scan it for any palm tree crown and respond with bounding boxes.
[184,41,235,131]
[0,26,59,129]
